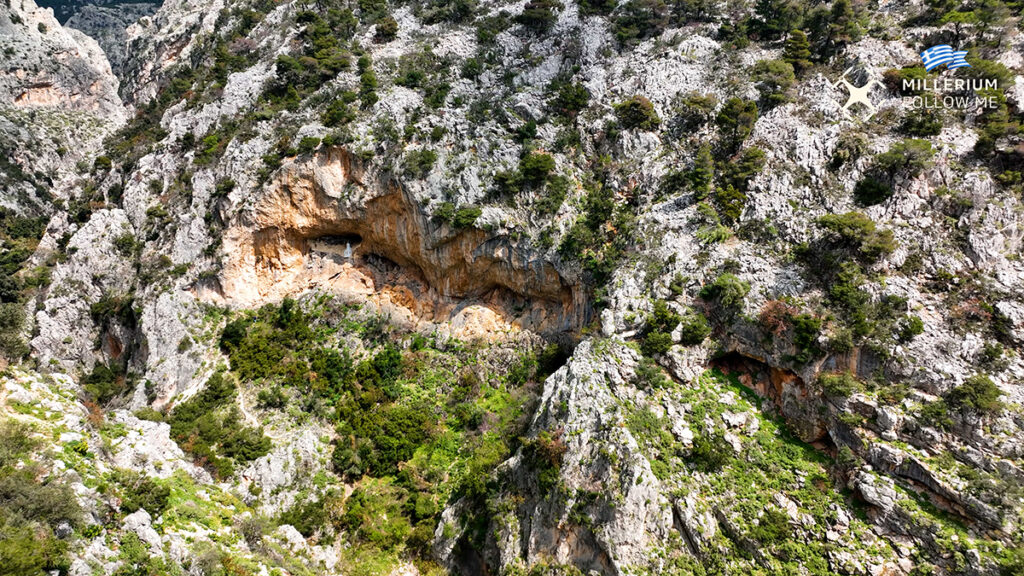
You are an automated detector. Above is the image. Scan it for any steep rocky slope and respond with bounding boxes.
[0,0,126,212]
[2,0,1024,574]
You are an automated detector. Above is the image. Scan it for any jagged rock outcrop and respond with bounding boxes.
[438,339,674,575]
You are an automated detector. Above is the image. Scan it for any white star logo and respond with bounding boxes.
[832,67,881,120]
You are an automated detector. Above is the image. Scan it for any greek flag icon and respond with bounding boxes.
[920,45,971,71]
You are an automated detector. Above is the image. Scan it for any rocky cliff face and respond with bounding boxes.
[3,0,1024,574]
[0,0,126,211]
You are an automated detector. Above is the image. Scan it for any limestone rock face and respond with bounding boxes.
[65,3,159,77]
[32,209,136,373]
[439,340,674,575]
[0,0,126,211]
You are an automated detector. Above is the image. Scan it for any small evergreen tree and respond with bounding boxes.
[782,30,813,75]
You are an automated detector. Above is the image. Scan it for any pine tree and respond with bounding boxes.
[827,0,861,55]
[688,144,714,200]
[783,29,813,75]
[753,0,802,41]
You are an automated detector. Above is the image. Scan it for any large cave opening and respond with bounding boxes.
[217,148,586,340]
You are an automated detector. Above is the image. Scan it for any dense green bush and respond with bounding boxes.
[82,363,127,405]
[515,0,562,31]
[853,177,893,206]
[634,357,669,389]
[0,420,82,575]
[613,0,669,44]
[548,81,590,119]
[640,301,682,356]
[688,431,731,472]
[789,313,822,364]
[752,59,795,106]
[749,508,791,544]
[716,98,758,153]
[373,15,398,42]
[897,315,924,342]
[870,139,934,190]
[167,371,271,478]
[815,212,896,265]
[946,374,1003,415]
[452,206,483,229]
[783,30,812,75]
[678,312,711,345]
[818,371,862,397]
[520,152,556,186]
[279,496,330,538]
[404,148,437,179]
[899,109,943,137]
[332,401,433,479]
[699,273,750,311]
[615,95,661,131]
[115,470,170,518]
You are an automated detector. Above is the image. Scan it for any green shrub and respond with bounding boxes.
[918,400,952,430]
[548,82,590,119]
[520,152,556,186]
[678,312,711,345]
[751,59,795,106]
[615,95,661,131]
[882,67,928,96]
[279,496,330,537]
[358,0,389,22]
[452,206,482,229]
[641,331,673,356]
[688,432,731,472]
[897,315,924,342]
[323,98,356,128]
[899,109,943,137]
[113,233,138,257]
[404,148,437,179]
[115,470,170,518]
[713,185,747,224]
[853,176,893,206]
[515,0,562,31]
[716,98,758,152]
[749,508,791,544]
[82,363,127,405]
[815,212,896,264]
[789,313,822,364]
[613,0,669,44]
[818,371,862,397]
[0,440,82,574]
[167,371,271,479]
[719,147,765,193]
[341,482,413,549]
[297,136,321,155]
[633,357,669,389]
[946,374,1003,415]
[699,273,750,311]
[782,30,812,74]
[873,139,934,183]
[374,15,398,42]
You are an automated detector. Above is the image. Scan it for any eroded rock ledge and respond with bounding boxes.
[217,147,586,337]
